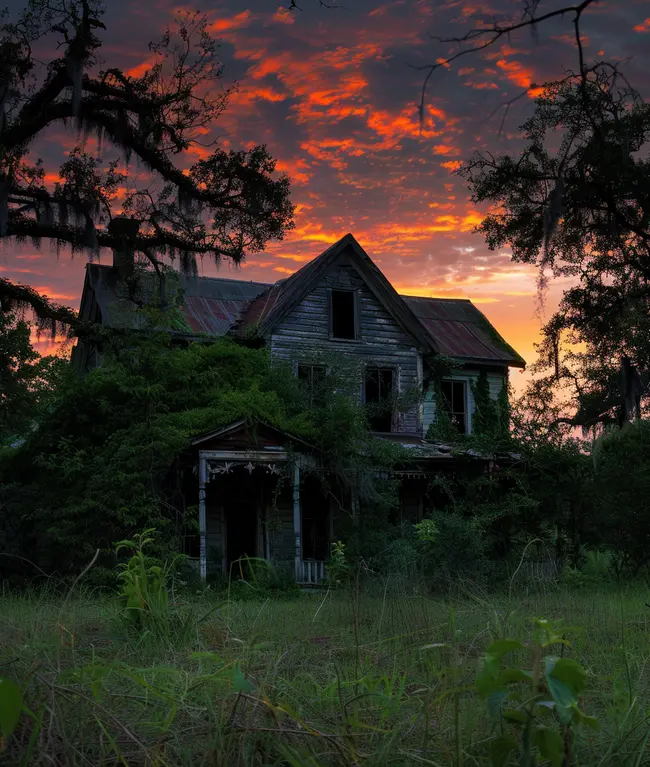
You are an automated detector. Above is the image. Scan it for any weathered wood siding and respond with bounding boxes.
[270,256,423,434]
[422,370,507,436]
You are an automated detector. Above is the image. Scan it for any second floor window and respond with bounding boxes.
[440,379,467,434]
[365,367,394,432]
[330,289,357,340]
[298,364,327,407]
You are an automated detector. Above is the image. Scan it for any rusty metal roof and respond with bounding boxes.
[83,242,524,368]
[402,296,525,368]
[85,263,270,336]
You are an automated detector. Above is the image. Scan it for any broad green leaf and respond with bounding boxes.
[486,639,525,658]
[476,660,502,697]
[0,677,22,738]
[546,657,586,708]
[533,726,564,767]
[488,734,518,767]
[555,703,574,727]
[499,667,533,685]
[227,664,253,693]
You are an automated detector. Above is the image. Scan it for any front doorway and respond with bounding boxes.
[223,471,259,569]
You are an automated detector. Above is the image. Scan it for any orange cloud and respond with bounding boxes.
[31,287,76,301]
[232,84,288,105]
[466,81,499,90]
[275,158,313,185]
[207,10,253,34]
[126,55,159,78]
[441,160,462,171]
[272,7,295,24]
[634,18,650,32]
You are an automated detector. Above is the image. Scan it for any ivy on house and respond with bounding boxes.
[0,321,407,578]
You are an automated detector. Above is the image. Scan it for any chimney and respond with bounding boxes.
[108,216,140,278]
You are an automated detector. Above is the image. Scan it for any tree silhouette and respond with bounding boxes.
[0,1,294,335]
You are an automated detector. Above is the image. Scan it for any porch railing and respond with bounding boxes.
[297,559,326,585]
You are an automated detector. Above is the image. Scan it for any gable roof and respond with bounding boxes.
[403,296,525,368]
[78,236,524,368]
[235,233,434,351]
[191,418,316,453]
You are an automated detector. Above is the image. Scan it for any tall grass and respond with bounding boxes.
[1,580,650,765]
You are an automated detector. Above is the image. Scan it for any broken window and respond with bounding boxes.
[298,364,327,407]
[440,379,467,434]
[365,367,394,432]
[330,289,357,339]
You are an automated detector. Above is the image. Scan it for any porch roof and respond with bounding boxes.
[191,419,317,454]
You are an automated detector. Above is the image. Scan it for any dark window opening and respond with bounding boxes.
[440,379,467,434]
[365,367,394,432]
[298,364,327,407]
[331,290,357,339]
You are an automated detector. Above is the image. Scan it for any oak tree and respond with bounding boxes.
[0,0,294,335]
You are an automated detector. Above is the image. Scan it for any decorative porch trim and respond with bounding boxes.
[197,448,306,581]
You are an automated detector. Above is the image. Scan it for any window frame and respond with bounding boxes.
[439,377,469,435]
[363,365,397,433]
[328,287,360,341]
[296,362,328,408]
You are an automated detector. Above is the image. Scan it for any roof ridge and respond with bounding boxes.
[400,294,472,302]
[87,262,272,288]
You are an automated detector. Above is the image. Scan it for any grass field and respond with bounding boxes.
[1,580,650,765]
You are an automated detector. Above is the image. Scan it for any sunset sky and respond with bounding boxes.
[2,0,650,387]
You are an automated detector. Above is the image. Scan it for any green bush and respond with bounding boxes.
[375,534,420,577]
[589,422,650,575]
[416,512,490,586]
[225,557,300,601]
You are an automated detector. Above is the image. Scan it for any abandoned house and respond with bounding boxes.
[73,233,525,583]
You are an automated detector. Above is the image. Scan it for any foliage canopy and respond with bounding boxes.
[0,0,293,336]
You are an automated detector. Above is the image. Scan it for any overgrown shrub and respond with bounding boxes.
[589,422,650,575]
[416,513,490,586]
[0,330,406,579]
[226,557,300,600]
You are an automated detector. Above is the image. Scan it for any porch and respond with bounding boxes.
[192,421,331,585]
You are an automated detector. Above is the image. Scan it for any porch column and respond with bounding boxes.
[199,454,207,581]
[293,462,301,582]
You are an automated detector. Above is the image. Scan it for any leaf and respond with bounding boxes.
[476,660,502,697]
[227,664,253,693]
[486,639,525,659]
[546,657,587,708]
[498,667,533,685]
[576,709,600,731]
[0,677,22,739]
[533,727,564,767]
[488,734,518,767]
[487,689,508,718]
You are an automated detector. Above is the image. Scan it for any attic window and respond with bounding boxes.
[330,290,357,340]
